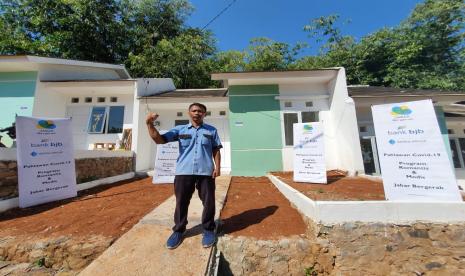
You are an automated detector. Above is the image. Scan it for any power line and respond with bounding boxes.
[201,0,238,31]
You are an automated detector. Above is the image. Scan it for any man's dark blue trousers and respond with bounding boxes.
[172,175,216,232]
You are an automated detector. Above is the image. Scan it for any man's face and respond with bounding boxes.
[189,105,206,124]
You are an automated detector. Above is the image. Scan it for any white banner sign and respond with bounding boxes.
[293,122,327,183]
[372,100,462,201]
[16,116,77,208]
[152,137,179,184]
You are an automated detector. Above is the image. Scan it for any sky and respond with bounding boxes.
[187,0,422,56]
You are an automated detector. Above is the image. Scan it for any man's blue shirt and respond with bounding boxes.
[162,123,222,176]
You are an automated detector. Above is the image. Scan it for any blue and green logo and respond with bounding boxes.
[391,106,412,117]
[303,124,313,132]
[36,120,56,129]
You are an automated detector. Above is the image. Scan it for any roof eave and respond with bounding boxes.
[211,69,340,81]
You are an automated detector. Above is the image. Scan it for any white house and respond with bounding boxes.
[1,56,464,186]
[348,85,465,188]
[0,55,173,152]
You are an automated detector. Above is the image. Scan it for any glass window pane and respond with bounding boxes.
[459,138,465,168]
[360,138,376,174]
[284,113,298,146]
[107,106,125,133]
[302,111,318,123]
[449,139,461,168]
[88,106,106,133]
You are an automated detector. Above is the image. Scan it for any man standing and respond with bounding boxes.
[146,103,222,249]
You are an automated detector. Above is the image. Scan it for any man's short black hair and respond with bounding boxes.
[189,102,207,112]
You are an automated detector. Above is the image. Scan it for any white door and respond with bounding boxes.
[66,106,90,150]
[205,117,231,173]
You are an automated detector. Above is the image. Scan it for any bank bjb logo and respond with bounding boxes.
[391,106,412,117]
[36,120,56,129]
[303,124,313,133]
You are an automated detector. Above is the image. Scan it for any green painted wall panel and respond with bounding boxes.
[231,150,283,176]
[229,85,283,176]
[229,95,283,150]
[0,72,37,147]
[0,82,36,97]
[0,71,37,82]
[229,84,279,96]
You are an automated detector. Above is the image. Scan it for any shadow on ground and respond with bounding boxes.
[219,205,278,235]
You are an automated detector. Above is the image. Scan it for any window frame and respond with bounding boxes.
[281,111,319,147]
[87,106,107,134]
[87,105,125,134]
[449,137,465,169]
[106,106,125,134]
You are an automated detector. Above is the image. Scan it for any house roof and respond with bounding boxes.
[211,69,339,85]
[139,88,228,99]
[211,68,340,75]
[41,79,137,83]
[0,55,130,78]
[348,85,465,97]
[140,85,465,99]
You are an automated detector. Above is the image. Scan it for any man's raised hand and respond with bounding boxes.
[146,112,159,126]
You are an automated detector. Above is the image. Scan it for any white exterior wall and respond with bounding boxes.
[132,89,153,171]
[278,83,330,171]
[78,94,134,148]
[33,79,135,150]
[276,71,364,174]
[326,69,364,173]
[32,76,68,118]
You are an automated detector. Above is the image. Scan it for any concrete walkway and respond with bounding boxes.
[79,176,231,276]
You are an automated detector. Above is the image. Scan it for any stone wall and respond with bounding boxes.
[217,222,465,275]
[0,161,18,200]
[0,234,113,274]
[217,235,335,275]
[325,222,465,275]
[0,156,134,200]
[75,157,133,184]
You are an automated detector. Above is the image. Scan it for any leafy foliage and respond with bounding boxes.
[295,0,465,90]
[127,29,217,88]
[213,37,305,72]
[0,0,463,90]
[0,0,218,87]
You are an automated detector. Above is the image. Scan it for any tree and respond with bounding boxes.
[213,50,246,72]
[212,38,305,73]
[0,0,192,63]
[121,0,192,57]
[296,0,465,90]
[0,0,127,62]
[127,29,217,88]
[244,37,304,71]
[383,0,465,90]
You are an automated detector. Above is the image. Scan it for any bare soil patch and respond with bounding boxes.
[272,171,386,201]
[0,177,173,274]
[0,177,173,238]
[219,176,307,239]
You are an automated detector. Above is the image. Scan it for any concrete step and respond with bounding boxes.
[79,175,231,276]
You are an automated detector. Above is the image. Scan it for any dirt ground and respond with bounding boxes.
[220,176,308,239]
[272,171,386,201]
[0,177,173,239]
